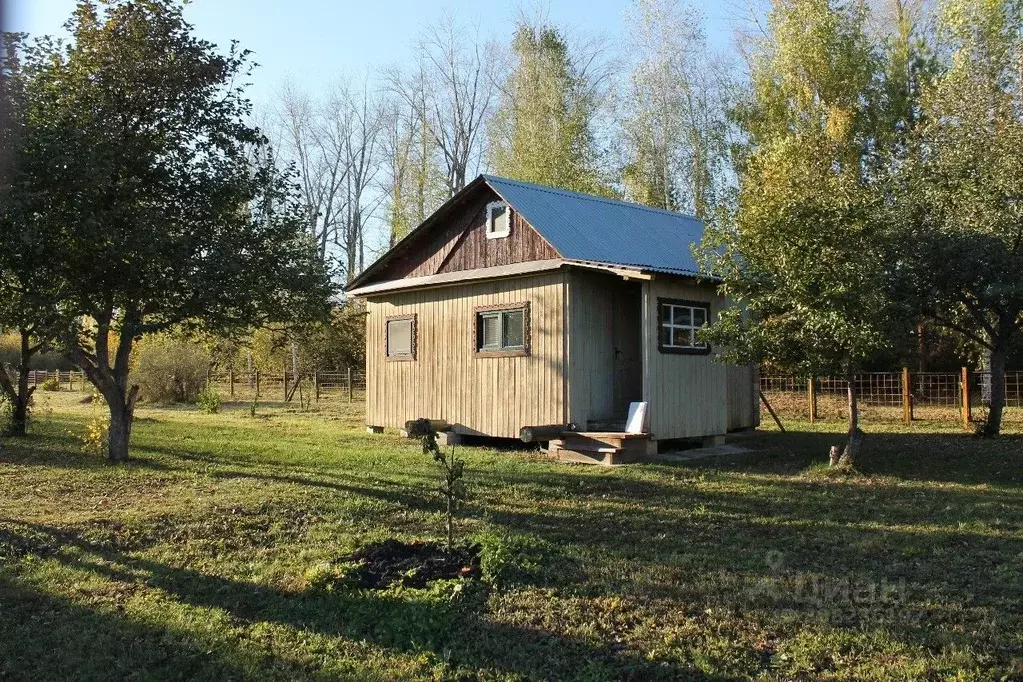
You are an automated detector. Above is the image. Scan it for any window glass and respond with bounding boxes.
[387,319,413,357]
[481,314,501,349]
[659,301,709,351]
[503,310,524,348]
[487,202,510,238]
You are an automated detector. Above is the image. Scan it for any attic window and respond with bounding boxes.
[486,201,511,239]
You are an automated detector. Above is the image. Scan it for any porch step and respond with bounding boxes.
[549,432,655,466]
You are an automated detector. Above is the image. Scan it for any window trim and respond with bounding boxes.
[485,201,511,240]
[385,314,417,361]
[474,302,530,358]
[657,298,711,355]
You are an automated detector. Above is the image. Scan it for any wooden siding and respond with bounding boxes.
[369,187,559,283]
[642,278,757,439]
[365,272,567,438]
[566,271,615,425]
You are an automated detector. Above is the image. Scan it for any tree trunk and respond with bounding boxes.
[0,329,38,437]
[105,386,139,463]
[984,345,1008,437]
[837,372,863,466]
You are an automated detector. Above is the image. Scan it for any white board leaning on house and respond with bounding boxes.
[626,402,648,434]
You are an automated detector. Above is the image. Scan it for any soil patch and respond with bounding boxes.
[335,539,480,589]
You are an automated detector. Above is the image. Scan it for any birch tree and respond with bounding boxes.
[704,0,917,465]
[488,20,613,196]
[620,0,733,217]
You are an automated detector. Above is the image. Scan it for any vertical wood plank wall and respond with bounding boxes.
[365,272,566,438]
[643,278,758,439]
[566,271,615,426]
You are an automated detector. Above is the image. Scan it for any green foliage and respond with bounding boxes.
[39,377,59,392]
[704,0,915,379]
[895,0,1023,435]
[12,0,333,460]
[132,335,210,405]
[476,530,554,589]
[620,0,732,217]
[489,21,612,196]
[247,303,365,375]
[196,385,221,415]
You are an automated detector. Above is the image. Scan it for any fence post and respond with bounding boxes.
[808,377,817,423]
[229,370,234,398]
[902,367,912,425]
[314,371,320,403]
[347,367,353,403]
[961,366,972,430]
[254,370,260,398]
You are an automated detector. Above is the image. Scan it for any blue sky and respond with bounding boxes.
[9,0,751,107]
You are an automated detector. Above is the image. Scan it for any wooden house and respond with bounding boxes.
[346,175,759,464]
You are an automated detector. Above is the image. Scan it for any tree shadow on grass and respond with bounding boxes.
[0,520,725,682]
[0,574,277,681]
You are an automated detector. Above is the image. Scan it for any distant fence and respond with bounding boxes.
[17,369,367,405]
[760,369,1023,427]
[206,370,367,404]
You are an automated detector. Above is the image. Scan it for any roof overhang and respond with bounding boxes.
[347,258,719,297]
[347,259,567,297]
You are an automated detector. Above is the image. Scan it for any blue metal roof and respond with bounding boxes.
[483,175,707,276]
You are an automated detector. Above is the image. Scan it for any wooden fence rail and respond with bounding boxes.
[760,368,1023,429]
[12,368,368,404]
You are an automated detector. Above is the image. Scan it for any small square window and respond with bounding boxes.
[658,299,711,355]
[486,201,511,239]
[475,304,529,356]
[386,316,416,360]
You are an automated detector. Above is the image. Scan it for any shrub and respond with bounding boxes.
[196,385,221,414]
[132,335,210,404]
[40,377,60,392]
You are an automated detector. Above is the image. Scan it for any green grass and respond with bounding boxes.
[2,393,1022,681]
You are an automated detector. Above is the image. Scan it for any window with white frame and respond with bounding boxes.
[658,299,710,354]
[485,201,511,239]
[475,304,529,355]
[385,315,416,360]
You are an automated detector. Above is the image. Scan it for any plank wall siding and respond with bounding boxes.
[365,272,567,438]
[372,189,559,282]
[641,278,758,440]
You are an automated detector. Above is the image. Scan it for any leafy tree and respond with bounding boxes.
[704,0,918,464]
[0,32,67,436]
[620,0,733,217]
[20,1,332,460]
[489,21,612,196]
[900,0,1023,436]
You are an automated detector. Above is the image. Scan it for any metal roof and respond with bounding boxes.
[483,175,707,277]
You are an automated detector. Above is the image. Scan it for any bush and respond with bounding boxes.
[196,385,221,414]
[40,377,60,392]
[132,335,210,404]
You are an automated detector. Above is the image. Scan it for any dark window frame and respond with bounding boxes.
[385,314,417,361]
[474,302,531,358]
[657,298,711,355]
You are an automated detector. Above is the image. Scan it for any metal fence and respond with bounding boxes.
[760,369,1023,426]
[16,368,368,404]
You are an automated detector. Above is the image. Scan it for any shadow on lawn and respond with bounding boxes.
[698,429,1023,487]
[0,574,273,680]
[0,520,720,681]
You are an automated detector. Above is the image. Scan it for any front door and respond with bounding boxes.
[611,282,643,418]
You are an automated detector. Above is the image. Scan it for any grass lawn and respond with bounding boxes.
[2,392,1022,681]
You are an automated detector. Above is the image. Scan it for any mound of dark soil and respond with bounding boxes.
[337,539,480,590]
